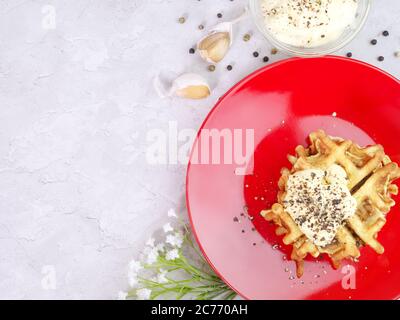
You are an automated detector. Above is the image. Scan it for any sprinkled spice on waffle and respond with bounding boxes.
[283,165,357,247]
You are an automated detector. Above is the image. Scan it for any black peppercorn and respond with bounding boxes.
[263,56,269,62]
[253,51,259,57]
[227,65,233,71]
[371,39,377,45]
[189,48,195,54]
[378,56,385,62]
[383,30,389,37]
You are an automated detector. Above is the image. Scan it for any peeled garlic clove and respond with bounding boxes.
[198,31,231,63]
[196,8,249,64]
[172,73,210,99]
[175,84,210,100]
[154,73,211,100]
[197,22,233,63]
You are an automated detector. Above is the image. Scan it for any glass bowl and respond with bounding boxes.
[249,0,371,57]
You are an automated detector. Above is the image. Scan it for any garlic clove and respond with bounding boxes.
[175,85,210,100]
[171,73,210,99]
[197,22,233,63]
[154,73,211,100]
[207,22,234,46]
[198,31,231,63]
[196,9,249,64]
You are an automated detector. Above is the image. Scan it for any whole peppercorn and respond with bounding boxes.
[271,48,278,55]
[378,56,385,62]
[178,16,186,24]
[217,13,223,18]
[346,52,352,58]
[189,48,195,54]
[243,33,251,42]
[263,56,270,63]
[370,39,378,45]
[382,30,389,37]
[208,65,216,72]
[253,51,259,57]
[227,65,233,71]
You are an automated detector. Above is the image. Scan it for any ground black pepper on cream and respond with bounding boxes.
[261,0,359,48]
[283,164,357,247]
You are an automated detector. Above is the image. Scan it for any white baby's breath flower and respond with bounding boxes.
[146,247,159,265]
[156,242,165,252]
[128,273,138,288]
[117,291,128,300]
[157,269,168,284]
[166,232,184,248]
[167,208,177,218]
[166,248,180,261]
[142,245,151,255]
[136,288,152,300]
[163,222,174,233]
[129,260,143,273]
[146,237,155,247]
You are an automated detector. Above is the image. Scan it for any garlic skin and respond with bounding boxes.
[197,9,249,63]
[154,73,211,100]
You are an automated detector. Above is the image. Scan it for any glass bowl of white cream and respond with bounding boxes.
[249,0,371,57]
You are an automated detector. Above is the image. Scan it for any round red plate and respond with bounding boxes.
[186,56,400,300]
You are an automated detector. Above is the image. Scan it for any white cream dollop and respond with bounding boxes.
[261,0,359,48]
[284,164,357,247]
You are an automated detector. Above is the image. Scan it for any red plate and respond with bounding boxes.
[186,56,400,300]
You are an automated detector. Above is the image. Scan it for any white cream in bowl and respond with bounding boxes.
[260,0,359,48]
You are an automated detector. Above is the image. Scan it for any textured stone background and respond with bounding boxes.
[0,0,399,299]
